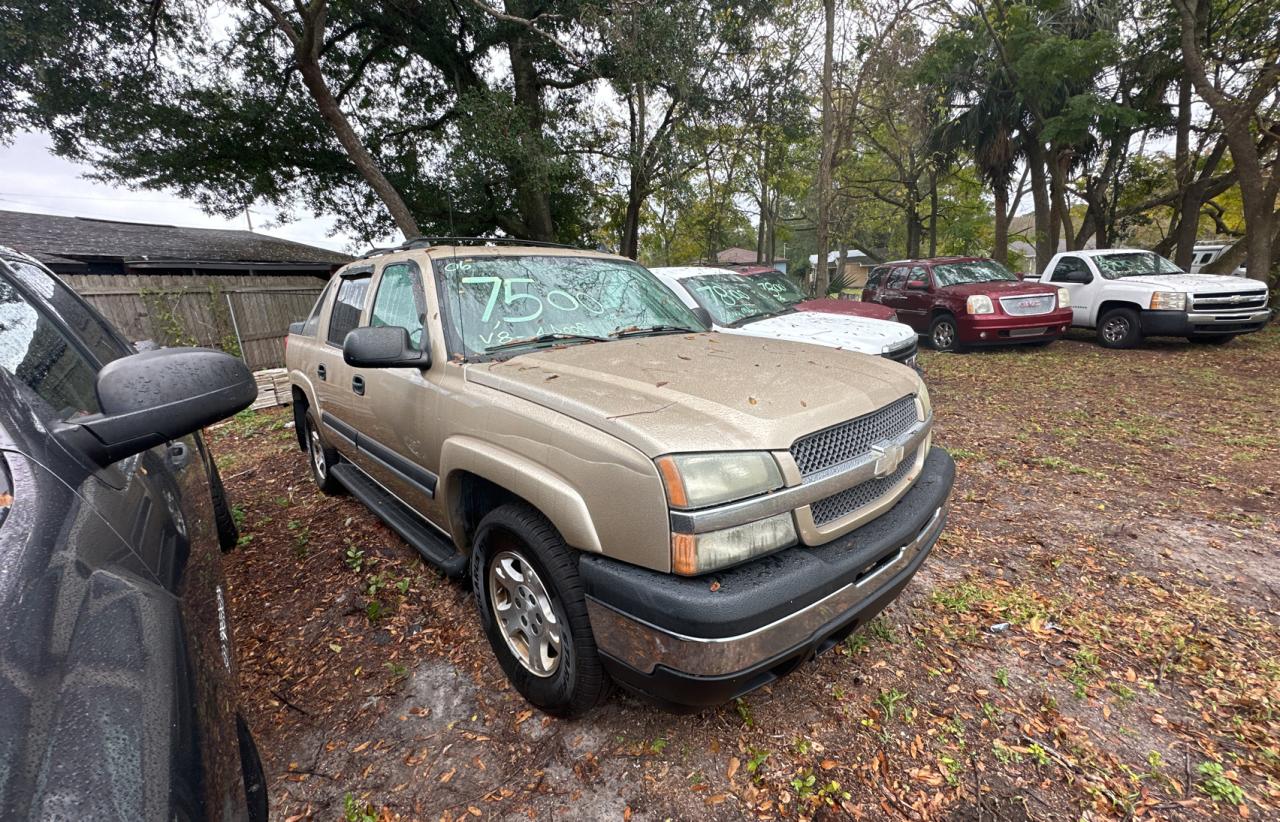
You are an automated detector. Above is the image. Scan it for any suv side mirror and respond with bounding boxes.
[343,326,431,369]
[906,279,928,290]
[58,348,256,466]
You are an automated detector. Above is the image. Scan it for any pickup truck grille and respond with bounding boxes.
[999,294,1056,316]
[810,447,917,526]
[790,395,917,477]
[1191,291,1268,312]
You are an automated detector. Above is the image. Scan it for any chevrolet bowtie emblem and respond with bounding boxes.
[871,442,905,479]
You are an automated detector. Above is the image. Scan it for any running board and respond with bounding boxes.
[330,463,467,578]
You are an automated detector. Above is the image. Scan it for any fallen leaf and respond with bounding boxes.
[440,768,456,783]
[727,757,740,780]
[748,396,758,405]
[709,580,721,592]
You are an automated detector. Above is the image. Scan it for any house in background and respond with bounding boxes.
[715,246,788,273]
[0,209,351,370]
[807,249,878,290]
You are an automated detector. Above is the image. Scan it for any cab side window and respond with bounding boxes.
[369,263,425,348]
[301,280,334,337]
[866,267,886,289]
[1050,256,1090,282]
[326,274,372,347]
[910,266,930,286]
[885,267,908,290]
[0,276,101,420]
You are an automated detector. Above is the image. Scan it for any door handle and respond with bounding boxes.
[352,375,365,396]
[317,363,327,381]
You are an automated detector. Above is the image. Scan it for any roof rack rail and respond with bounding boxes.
[401,236,582,251]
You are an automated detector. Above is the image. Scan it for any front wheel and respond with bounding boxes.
[304,410,344,495]
[471,503,610,717]
[929,315,960,352]
[1096,308,1142,349]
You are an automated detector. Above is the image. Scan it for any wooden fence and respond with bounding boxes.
[63,272,325,371]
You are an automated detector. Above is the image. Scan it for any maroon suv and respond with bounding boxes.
[727,266,899,321]
[862,257,1072,351]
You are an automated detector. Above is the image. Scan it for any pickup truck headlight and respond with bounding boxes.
[1149,291,1186,311]
[1057,287,1070,308]
[672,513,797,575]
[966,295,995,314]
[655,451,783,510]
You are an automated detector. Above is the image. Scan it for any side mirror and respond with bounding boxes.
[343,326,431,369]
[690,306,713,328]
[906,279,928,290]
[59,348,256,466]
[288,320,305,334]
[1060,270,1092,284]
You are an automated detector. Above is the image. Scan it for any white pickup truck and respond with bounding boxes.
[1026,249,1272,348]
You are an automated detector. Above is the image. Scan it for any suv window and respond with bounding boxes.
[1049,256,1090,282]
[885,267,909,290]
[1,257,128,365]
[301,280,333,337]
[327,273,372,347]
[370,263,425,347]
[866,267,887,289]
[0,276,101,420]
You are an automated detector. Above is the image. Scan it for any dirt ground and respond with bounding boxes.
[212,325,1280,822]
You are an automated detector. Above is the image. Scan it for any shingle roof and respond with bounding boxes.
[0,209,352,267]
[716,247,785,265]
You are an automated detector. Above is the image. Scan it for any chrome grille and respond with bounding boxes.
[1191,291,1267,312]
[810,448,916,526]
[790,395,917,477]
[999,294,1056,316]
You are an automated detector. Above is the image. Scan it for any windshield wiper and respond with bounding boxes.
[610,324,700,338]
[484,333,610,353]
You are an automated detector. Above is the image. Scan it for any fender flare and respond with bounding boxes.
[439,435,603,555]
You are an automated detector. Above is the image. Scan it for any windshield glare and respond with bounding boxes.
[435,255,701,357]
[1093,253,1184,279]
[682,273,789,326]
[932,260,1017,287]
[748,272,805,305]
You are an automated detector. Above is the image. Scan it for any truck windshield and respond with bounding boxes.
[1092,252,1184,279]
[681,273,791,326]
[434,254,702,358]
[932,260,1017,287]
[747,271,806,306]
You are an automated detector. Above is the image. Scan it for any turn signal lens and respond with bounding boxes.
[671,513,797,576]
[655,456,688,508]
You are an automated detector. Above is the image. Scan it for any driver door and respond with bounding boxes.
[1047,255,1094,326]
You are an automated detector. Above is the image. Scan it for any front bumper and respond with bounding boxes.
[1141,308,1273,337]
[580,446,955,710]
[957,308,1073,345]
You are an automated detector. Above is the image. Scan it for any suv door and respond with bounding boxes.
[1047,255,1094,326]
[897,265,933,330]
[317,269,374,460]
[346,260,445,524]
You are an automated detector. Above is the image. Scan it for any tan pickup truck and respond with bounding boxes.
[286,239,954,716]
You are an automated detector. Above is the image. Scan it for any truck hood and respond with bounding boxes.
[466,332,919,457]
[720,311,916,355]
[1112,273,1267,294]
[793,297,898,321]
[940,280,1057,298]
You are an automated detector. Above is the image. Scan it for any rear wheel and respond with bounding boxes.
[470,503,610,717]
[1096,308,1142,349]
[929,315,960,352]
[304,410,344,495]
[1187,334,1235,345]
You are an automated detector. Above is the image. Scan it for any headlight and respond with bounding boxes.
[915,381,931,421]
[655,451,783,510]
[671,513,797,575]
[1057,287,1070,308]
[1150,291,1186,311]
[966,295,994,314]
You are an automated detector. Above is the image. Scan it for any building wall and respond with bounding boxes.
[61,268,327,371]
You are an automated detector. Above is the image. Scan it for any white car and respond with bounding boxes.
[651,266,920,368]
[1189,244,1246,277]
[1025,249,1271,348]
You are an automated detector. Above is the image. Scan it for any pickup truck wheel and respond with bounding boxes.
[1096,308,1142,349]
[471,503,610,717]
[928,316,960,352]
[304,411,344,496]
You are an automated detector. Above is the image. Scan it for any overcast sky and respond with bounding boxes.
[0,130,363,253]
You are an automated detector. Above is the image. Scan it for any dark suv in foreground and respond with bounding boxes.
[0,247,266,820]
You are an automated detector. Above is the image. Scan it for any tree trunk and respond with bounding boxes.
[620,186,644,259]
[992,181,1009,265]
[507,4,556,241]
[813,0,836,296]
[928,170,938,258]
[1024,133,1053,273]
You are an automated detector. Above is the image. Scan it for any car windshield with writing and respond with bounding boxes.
[932,260,1017,287]
[683,273,790,326]
[747,271,806,306]
[435,255,701,358]
[1093,252,1183,279]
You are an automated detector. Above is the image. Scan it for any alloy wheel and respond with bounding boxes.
[488,550,563,677]
[309,423,327,479]
[1101,316,1129,344]
[933,322,955,350]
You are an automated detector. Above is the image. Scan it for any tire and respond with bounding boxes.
[236,715,269,822]
[208,457,239,552]
[1096,307,1142,349]
[1187,334,1235,345]
[929,315,960,352]
[304,410,344,495]
[470,503,610,717]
